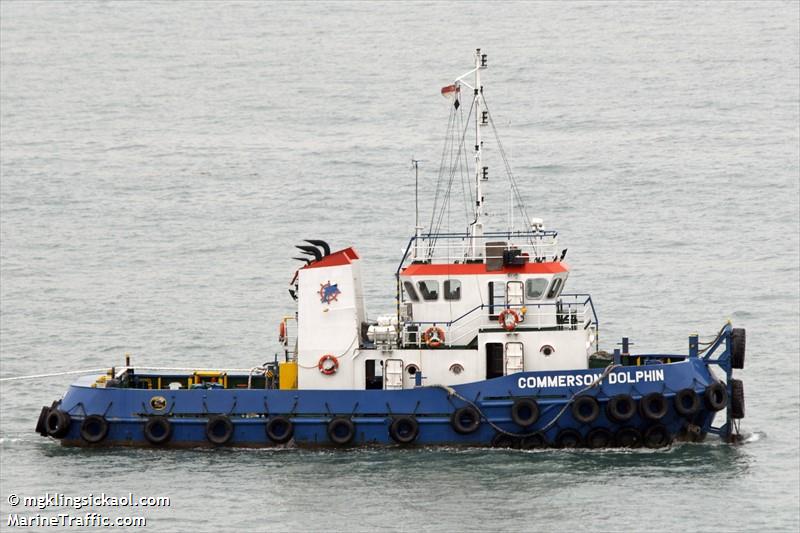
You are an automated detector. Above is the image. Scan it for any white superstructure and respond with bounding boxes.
[281,50,599,392]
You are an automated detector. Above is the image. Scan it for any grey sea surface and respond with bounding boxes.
[1,1,799,532]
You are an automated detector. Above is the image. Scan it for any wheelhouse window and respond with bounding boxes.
[417,280,439,301]
[526,278,548,300]
[444,279,461,301]
[546,277,563,299]
[403,281,419,302]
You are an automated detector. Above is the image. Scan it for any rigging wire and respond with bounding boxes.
[429,98,475,253]
[482,97,534,233]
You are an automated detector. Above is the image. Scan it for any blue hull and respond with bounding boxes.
[43,356,732,449]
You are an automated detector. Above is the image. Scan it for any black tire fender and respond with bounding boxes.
[607,394,636,422]
[327,417,355,445]
[143,416,172,445]
[35,406,50,436]
[491,433,519,449]
[266,416,294,444]
[731,328,746,370]
[705,381,728,412]
[45,409,71,439]
[571,395,600,424]
[615,427,643,448]
[731,379,745,419]
[206,415,234,445]
[674,388,701,416]
[643,424,672,448]
[556,428,583,448]
[389,416,419,444]
[586,428,613,449]
[510,397,539,427]
[640,392,669,420]
[520,432,547,449]
[450,406,481,434]
[80,415,109,444]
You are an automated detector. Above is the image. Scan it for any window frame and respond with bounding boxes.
[546,277,563,299]
[525,278,548,300]
[417,280,440,301]
[444,279,461,301]
[403,281,420,302]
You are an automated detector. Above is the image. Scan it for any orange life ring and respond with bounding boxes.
[422,326,445,348]
[278,321,286,342]
[318,354,339,375]
[498,309,521,331]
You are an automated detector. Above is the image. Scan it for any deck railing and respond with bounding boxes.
[400,293,598,349]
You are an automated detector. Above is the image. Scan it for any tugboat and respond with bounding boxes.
[36,50,746,449]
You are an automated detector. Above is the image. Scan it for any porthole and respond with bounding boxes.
[449,363,464,375]
[540,345,555,356]
[406,364,420,376]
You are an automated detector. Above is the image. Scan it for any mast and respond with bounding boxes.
[412,158,422,260]
[469,48,488,259]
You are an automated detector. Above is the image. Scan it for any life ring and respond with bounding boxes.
[643,424,672,448]
[607,394,636,422]
[510,397,539,427]
[318,354,339,375]
[556,428,583,448]
[674,388,700,416]
[266,416,294,444]
[615,427,643,448]
[143,416,172,445]
[278,321,287,342]
[705,381,728,411]
[206,415,234,445]
[80,415,109,444]
[640,392,668,420]
[45,409,71,438]
[389,416,419,444]
[586,428,613,449]
[498,309,521,331]
[571,395,600,424]
[327,417,355,445]
[450,406,481,434]
[422,326,445,348]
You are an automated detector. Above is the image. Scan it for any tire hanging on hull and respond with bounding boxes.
[143,416,172,445]
[80,415,109,444]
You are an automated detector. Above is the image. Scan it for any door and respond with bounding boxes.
[384,359,404,390]
[506,281,524,307]
[505,342,524,374]
[486,343,504,379]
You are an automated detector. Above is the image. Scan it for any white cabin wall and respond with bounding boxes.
[296,263,362,390]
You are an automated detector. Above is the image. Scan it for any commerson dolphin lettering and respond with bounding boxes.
[518,369,665,389]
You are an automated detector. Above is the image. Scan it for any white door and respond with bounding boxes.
[384,359,404,390]
[505,342,524,375]
[506,281,524,307]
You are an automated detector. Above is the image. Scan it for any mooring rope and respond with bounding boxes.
[0,366,265,382]
[430,363,620,439]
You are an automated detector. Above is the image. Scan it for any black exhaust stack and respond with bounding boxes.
[305,239,331,257]
[295,245,322,262]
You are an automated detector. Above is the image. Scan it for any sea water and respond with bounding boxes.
[1,2,798,531]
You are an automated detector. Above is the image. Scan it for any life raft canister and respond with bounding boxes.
[498,309,521,331]
[318,354,339,375]
[422,326,445,348]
